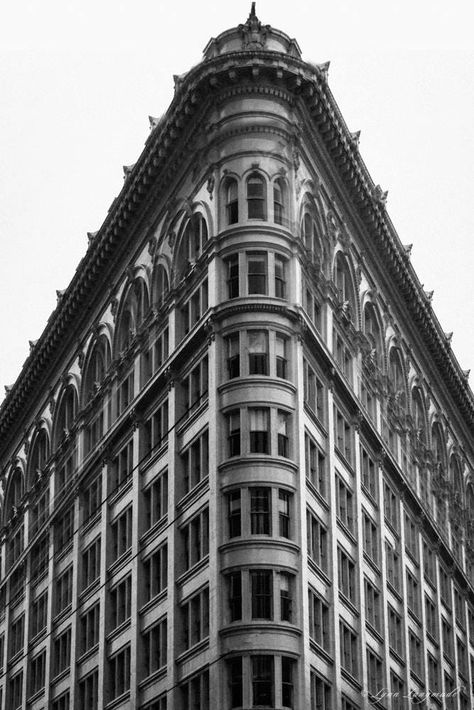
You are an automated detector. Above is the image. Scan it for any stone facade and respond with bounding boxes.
[0,7,473,710]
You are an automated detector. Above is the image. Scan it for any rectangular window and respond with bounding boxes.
[251,570,272,619]
[227,490,241,538]
[80,603,100,654]
[310,672,331,710]
[183,356,208,415]
[144,470,168,528]
[366,649,383,697]
[31,590,48,638]
[228,657,243,708]
[109,646,131,700]
[31,534,49,582]
[280,572,292,622]
[153,326,169,372]
[182,588,209,649]
[305,434,326,498]
[82,538,101,590]
[362,512,378,565]
[275,334,288,378]
[388,605,403,655]
[442,617,454,658]
[180,669,209,710]
[247,252,267,294]
[422,540,436,584]
[110,575,132,629]
[252,656,274,706]
[304,286,322,331]
[425,594,438,640]
[78,669,99,710]
[228,571,242,621]
[454,587,465,627]
[249,407,270,453]
[309,589,330,651]
[336,475,354,532]
[55,507,74,553]
[143,544,167,601]
[55,565,73,614]
[364,579,381,631]
[110,439,133,493]
[390,672,405,710]
[274,255,286,298]
[248,330,269,375]
[117,369,134,415]
[226,333,240,378]
[406,570,420,618]
[385,541,400,589]
[250,488,271,535]
[303,360,325,422]
[307,510,328,573]
[52,692,70,710]
[278,489,290,538]
[183,509,209,569]
[338,547,356,604]
[427,654,440,694]
[227,410,241,457]
[9,615,24,659]
[143,618,167,676]
[53,627,71,677]
[29,649,46,696]
[143,400,168,458]
[111,506,133,561]
[360,445,377,499]
[409,631,423,678]
[9,671,23,710]
[457,637,467,677]
[334,330,352,382]
[277,410,290,457]
[404,513,418,561]
[340,621,358,677]
[182,432,208,493]
[82,473,102,522]
[334,407,353,464]
[383,481,399,530]
[439,565,451,607]
[281,657,294,708]
[182,280,208,334]
[227,255,239,299]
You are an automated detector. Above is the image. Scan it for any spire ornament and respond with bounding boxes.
[239,3,270,49]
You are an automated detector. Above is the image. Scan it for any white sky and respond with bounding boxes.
[0,0,473,402]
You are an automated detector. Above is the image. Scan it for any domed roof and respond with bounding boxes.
[203,3,301,60]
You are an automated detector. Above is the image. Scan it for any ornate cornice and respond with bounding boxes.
[0,42,472,455]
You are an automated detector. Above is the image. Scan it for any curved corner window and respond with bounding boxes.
[247,173,266,220]
[226,179,239,224]
[273,179,284,224]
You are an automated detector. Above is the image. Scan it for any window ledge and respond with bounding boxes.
[76,643,99,663]
[175,555,210,587]
[175,637,209,665]
[139,588,167,615]
[177,478,210,512]
[105,690,131,710]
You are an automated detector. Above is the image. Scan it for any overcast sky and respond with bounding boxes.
[0,0,473,403]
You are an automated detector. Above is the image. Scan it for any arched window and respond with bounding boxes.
[176,214,209,279]
[467,483,474,517]
[388,349,407,413]
[53,386,77,450]
[4,468,23,524]
[134,278,149,328]
[28,430,49,481]
[432,422,447,474]
[412,388,427,444]
[334,252,357,323]
[247,173,266,220]
[154,264,169,307]
[83,337,110,404]
[363,303,383,367]
[226,179,239,224]
[451,456,464,500]
[117,308,134,354]
[273,178,285,224]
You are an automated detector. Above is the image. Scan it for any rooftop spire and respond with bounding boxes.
[245,2,261,32]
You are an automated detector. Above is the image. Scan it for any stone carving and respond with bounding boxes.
[239,3,270,49]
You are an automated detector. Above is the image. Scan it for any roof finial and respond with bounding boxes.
[250,2,256,17]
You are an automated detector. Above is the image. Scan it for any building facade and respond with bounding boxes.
[0,7,473,710]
